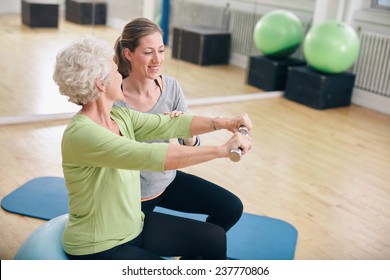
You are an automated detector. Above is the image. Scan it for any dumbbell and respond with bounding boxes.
[229,126,249,162]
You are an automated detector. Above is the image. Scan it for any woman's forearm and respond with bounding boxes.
[164,144,226,170]
[189,116,230,135]
[189,114,251,136]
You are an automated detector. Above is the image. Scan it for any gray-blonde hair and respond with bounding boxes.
[53,35,114,105]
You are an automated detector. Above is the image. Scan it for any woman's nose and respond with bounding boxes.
[152,51,162,63]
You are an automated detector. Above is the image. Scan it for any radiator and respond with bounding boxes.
[170,1,226,30]
[353,31,390,98]
[229,9,259,55]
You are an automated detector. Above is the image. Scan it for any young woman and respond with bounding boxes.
[53,35,252,259]
[114,17,244,233]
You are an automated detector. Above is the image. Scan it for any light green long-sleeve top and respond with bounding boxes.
[62,107,192,255]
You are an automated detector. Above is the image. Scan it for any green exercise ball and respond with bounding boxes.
[253,10,304,58]
[303,21,360,74]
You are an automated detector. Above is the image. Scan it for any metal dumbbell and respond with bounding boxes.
[229,126,249,162]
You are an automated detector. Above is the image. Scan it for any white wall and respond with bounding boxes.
[351,1,390,114]
[0,0,21,13]
[106,0,144,29]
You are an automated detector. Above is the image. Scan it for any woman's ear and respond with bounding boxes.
[95,78,105,92]
[123,48,133,62]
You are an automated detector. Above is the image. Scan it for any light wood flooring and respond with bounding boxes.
[0,14,390,260]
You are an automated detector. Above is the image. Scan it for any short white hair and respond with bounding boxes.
[53,35,114,105]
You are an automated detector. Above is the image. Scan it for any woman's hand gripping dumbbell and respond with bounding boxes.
[222,113,252,162]
[229,126,250,162]
[211,113,252,162]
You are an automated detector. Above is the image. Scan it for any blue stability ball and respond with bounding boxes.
[303,21,360,74]
[14,214,69,260]
[253,10,305,58]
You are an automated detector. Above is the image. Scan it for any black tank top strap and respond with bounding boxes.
[154,75,163,93]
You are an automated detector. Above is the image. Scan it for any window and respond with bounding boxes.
[372,0,390,10]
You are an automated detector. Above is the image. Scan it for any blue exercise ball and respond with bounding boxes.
[253,10,305,58]
[303,21,360,74]
[14,214,69,260]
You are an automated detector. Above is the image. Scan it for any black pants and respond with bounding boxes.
[142,171,243,232]
[66,211,226,260]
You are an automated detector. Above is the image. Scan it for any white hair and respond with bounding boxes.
[53,35,114,105]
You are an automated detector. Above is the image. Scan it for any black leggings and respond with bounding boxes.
[66,211,226,260]
[142,171,243,232]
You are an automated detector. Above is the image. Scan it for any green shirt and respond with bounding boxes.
[62,107,192,255]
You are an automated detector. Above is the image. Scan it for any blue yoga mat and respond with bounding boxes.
[1,176,298,259]
[155,207,298,260]
[1,177,69,220]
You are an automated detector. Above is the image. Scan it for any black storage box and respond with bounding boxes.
[247,55,306,91]
[65,0,107,25]
[22,0,59,28]
[172,25,231,66]
[284,66,356,109]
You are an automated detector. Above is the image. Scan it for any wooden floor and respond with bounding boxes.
[1,14,390,260]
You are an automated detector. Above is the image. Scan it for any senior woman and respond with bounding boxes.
[53,35,252,260]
